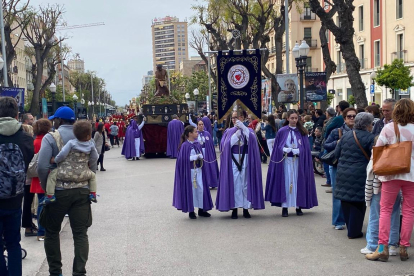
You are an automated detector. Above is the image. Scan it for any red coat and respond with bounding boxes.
[30,134,46,194]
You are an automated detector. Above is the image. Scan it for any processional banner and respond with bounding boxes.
[276,74,298,104]
[261,78,272,115]
[217,49,261,122]
[305,72,327,102]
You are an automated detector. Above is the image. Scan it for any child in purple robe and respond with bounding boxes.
[265,109,318,217]
[172,125,214,219]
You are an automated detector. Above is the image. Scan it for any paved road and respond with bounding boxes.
[21,147,414,276]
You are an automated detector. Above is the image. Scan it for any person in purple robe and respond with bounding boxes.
[121,116,145,160]
[189,118,219,189]
[201,111,213,136]
[216,110,265,219]
[172,125,214,219]
[265,109,318,217]
[166,114,184,159]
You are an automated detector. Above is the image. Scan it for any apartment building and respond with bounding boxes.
[179,56,207,77]
[142,70,154,86]
[266,1,323,75]
[327,0,414,105]
[68,57,85,74]
[151,16,188,72]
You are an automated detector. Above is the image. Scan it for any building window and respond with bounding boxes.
[397,33,404,59]
[374,40,380,67]
[397,0,403,19]
[359,6,364,31]
[336,16,341,28]
[306,57,312,72]
[374,0,380,27]
[304,28,312,39]
[359,44,365,69]
[337,51,343,72]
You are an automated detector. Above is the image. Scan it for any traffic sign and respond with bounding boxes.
[370,84,375,94]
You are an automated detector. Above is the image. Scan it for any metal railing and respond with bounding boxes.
[391,50,408,63]
[300,12,316,20]
[304,38,317,48]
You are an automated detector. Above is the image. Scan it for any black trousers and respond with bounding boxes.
[341,200,366,238]
[109,134,119,146]
[97,153,104,169]
[22,185,34,228]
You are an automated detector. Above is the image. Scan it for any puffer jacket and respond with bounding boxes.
[334,129,375,202]
[323,123,352,152]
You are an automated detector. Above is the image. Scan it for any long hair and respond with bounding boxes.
[224,113,234,130]
[267,114,277,132]
[393,98,414,126]
[179,125,196,149]
[283,109,308,136]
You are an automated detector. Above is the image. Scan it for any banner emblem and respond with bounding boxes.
[228,65,250,89]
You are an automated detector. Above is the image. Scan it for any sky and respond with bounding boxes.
[30,0,199,106]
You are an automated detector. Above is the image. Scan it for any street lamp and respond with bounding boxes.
[50,83,57,113]
[370,71,377,103]
[293,40,310,110]
[73,94,78,119]
[193,88,199,114]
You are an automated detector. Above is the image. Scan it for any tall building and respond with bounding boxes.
[326,0,414,105]
[151,16,188,72]
[142,70,154,87]
[266,1,323,75]
[68,56,85,73]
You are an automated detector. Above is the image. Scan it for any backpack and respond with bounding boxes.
[0,143,26,199]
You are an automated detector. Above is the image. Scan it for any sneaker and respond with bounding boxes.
[335,225,345,230]
[389,245,398,256]
[321,183,331,187]
[361,247,374,255]
[325,188,332,193]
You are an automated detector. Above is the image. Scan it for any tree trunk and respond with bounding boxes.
[319,24,336,110]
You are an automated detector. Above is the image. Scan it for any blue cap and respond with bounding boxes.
[48,106,75,120]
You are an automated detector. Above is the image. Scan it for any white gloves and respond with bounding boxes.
[235,120,250,138]
[283,148,292,153]
[235,120,245,129]
[197,154,203,160]
[292,148,300,155]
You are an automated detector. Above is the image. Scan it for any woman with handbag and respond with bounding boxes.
[94,123,107,171]
[334,112,375,238]
[366,99,414,262]
[30,118,52,241]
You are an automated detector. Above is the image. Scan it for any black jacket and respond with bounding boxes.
[372,119,385,136]
[0,126,34,209]
[334,129,375,202]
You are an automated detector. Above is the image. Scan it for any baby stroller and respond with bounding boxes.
[2,237,27,266]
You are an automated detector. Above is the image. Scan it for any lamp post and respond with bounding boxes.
[193,88,199,114]
[50,83,57,113]
[88,101,94,119]
[370,71,377,103]
[73,94,78,119]
[292,40,310,110]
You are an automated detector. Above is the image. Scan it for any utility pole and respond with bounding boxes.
[60,38,65,101]
[91,73,94,116]
[207,32,212,113]
[285,0,290,74]
[0,7,8,86]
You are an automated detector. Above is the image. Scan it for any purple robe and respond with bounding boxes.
[121,120,144,159]
[265,126,318,209]
[201,116,213,136]
[172,141,214,213]
[196,131,219,188]
[166,119,184,159]
[216,127,265,211]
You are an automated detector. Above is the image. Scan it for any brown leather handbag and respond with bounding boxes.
[373,123,412,176]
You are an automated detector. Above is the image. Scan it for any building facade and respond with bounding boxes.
[68,57,85,74]
[179,56,207,77]
[327,0,414,106]
[142,70,154,87]
[151,16,188,72]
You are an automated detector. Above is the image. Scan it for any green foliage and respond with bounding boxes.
[348,95,356,106]
[375,59,413,92]
[326,92,334,105]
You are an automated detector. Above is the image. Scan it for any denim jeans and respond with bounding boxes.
[37,193,45,237]
[366,192,401,251]
[0,208,22,276]
[330,166,345,226]
[322,150,331,185]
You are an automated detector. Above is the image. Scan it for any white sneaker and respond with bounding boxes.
[334,225,345,230]
[389,245,398,256]
[360,247,374,254]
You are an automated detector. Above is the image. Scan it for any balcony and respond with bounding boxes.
[391,50,408,63]
[300,12,316,20]
[359,58,368,69]
[304,38,317,48]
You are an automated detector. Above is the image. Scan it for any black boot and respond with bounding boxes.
[198,208,211,217]
[243,209,251,218]
[231,208,238,219]
[282,208,288,217]
[296,208,303,216]
[189,212,197,219]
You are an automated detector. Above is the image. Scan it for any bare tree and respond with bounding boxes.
[20,4,66,115]
[309,0,368,108]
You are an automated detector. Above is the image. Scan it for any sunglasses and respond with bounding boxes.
[346,115,356,119]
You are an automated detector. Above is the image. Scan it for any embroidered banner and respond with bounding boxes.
[217,49,261,122]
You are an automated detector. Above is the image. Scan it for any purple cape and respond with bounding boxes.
[215,127,265,211]
[201,116,213,136]
[172,141,213,213]
[197,131,219,188]
[265,126,318,209]
[166,119,184,158]
[121,120,144,159]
